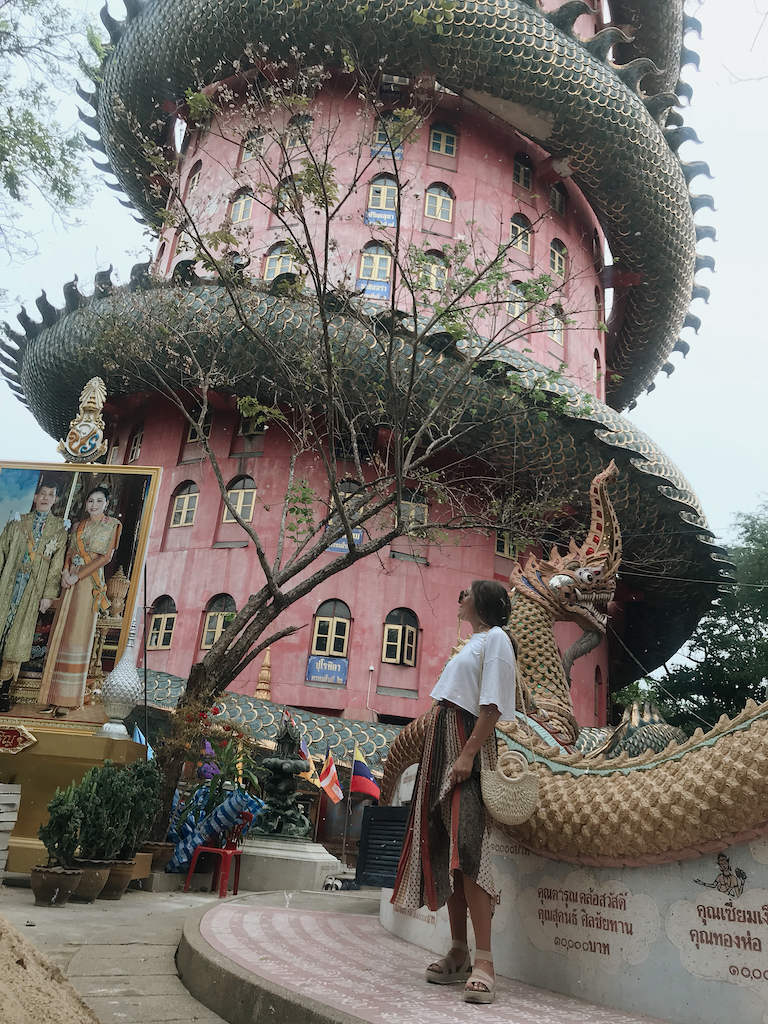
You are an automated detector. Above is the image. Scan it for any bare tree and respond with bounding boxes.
[89,53,601,827]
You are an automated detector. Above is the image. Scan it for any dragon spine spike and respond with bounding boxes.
[644,92,680,122]
[695,253,716,274]
[675,78,694,103]
[546,1,592,37]
[611,57,662,93]
[584,27,634,64]
[680,46,700,70]
[683,312,701,333]
[681,160,713,184]
[100,4,124,44]
[690,194,716,213]
[583,459,621,570]
[695,224,717,243]
[683,14,703,38]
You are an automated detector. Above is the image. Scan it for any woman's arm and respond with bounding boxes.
[449,704,501,787]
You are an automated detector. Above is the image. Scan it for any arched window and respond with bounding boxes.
[547,307,564,345]
[429,123,457,157]
[495,530,516,559]
[241,128,264,161]
[185,161,202,198]
[424,184,454,222]
[127,423,144,464]
[513,152,533,190]
[591,229,604,273]
[595,285,604,329]
[423,251,447,290]
[593,348,601,383]
[186,409,213,442]
[286,114,313,149]
[368,175,398,211]
[382,608,418,666]
[311,599,351,657]
[223,476,256,523]
[510,214,531,254]
[170,481,199,528]
[550,238,567,278]
[275,177,299,216]
[401,489,428,530]
[202,594,236,649]
[508,281,527,321]
[148,596,177,650]
[549,182,567,217]
[360,242,391,281]
[373,112,402,149]
[264,242,297,280]
[230,190,253,223]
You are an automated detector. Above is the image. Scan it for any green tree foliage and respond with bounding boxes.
[0,0,88,259]
[639,503,768,734]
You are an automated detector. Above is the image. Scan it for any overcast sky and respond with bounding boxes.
[0,0,765,550]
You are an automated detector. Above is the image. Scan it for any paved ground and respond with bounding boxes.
[0,880,228,1024]
[185,890,669,1024]
[1,881,671,1024]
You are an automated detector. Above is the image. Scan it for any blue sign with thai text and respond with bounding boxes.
[364,208,397,228]
[370,144,403,161]
[326,526,364,552]
[355,279,391,301]
[306,655,348,686]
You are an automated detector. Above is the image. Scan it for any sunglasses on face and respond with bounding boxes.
[458,589,471,603]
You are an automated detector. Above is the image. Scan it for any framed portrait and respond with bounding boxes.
[0,462,161,713]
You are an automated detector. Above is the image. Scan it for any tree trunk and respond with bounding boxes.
[149,660,220,841]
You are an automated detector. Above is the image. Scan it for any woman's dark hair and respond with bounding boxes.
[84,486,110,505]
[471,579,511,629]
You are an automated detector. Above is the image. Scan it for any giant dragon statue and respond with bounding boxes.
[2,0,764,866]
[382,463,768,867]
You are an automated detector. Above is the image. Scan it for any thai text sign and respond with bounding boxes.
[355,280,391,301]
[306,656,348,686]
[517,869,660,974]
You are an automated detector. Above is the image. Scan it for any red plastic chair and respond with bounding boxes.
[183,811,254,898]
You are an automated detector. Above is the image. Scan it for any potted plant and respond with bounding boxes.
[117,759,163,864]
[72,759,135,900]
[32,782,83,907]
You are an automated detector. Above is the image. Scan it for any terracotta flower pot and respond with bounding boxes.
[97,859,135,900]
[30,866,83,907]
[71,861,112,903]
[140,841,176,872]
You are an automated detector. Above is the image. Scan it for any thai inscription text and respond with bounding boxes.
[537,887,633,935]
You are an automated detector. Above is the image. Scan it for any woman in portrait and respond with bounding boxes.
[391,580,517,1005]
[40,486,121,716]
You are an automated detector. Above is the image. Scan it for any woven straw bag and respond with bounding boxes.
[475,631,539,826]
[481,748,539,826]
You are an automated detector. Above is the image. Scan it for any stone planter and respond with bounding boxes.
[140,841,176,872]
[142,841,176,872]
[0,783,21,874]
[97,859,135,900]
[71,861,111,903]
[30,865,83,907]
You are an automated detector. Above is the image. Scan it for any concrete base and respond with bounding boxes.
[381,829,768,1024]
[129,867,216,892]
[238,837,341,892]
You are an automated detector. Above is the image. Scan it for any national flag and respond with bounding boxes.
[319,744,343,803]
[350,742,380,800]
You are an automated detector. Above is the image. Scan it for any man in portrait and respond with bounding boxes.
[0,479,68,712]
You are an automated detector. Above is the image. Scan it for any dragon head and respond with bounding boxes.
[509,461,621,633]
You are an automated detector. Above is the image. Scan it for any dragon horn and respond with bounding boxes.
[581,460,621,573]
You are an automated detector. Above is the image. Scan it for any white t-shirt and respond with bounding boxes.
[430,626,516,720]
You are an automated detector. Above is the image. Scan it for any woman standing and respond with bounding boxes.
[40,487,122,716]
[391,579,516,1005]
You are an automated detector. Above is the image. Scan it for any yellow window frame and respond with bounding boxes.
[510,217,530,254]
[425,188,453,222]
[495,530,517,559]
[170,492,198,528]
[223,487,256,523]
[513,157,532,190]
[264,250,296,280]
[429,126,457,156]
[381,623,417,666]
[128,428,143,463]
[201,611,229,649]
[550,241,567,278]
[148,613,176,650]
[368,180,398,210]
[311,615,349,657]
[231,193,253,223]
[360,251,392,281]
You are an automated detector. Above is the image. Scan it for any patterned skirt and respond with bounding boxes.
[391,704,498,912]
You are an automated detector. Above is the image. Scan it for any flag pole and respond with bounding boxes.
[341,744,355,867]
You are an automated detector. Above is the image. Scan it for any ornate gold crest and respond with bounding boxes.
[57,377,109,463]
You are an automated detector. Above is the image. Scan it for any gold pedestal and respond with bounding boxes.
[0,715,144,873]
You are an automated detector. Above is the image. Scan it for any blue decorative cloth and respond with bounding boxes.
[167,788,264,872]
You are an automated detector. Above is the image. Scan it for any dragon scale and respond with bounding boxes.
[80,0,712,410]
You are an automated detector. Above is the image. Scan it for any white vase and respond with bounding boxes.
[95,614,142,739]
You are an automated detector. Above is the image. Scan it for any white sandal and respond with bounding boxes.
[463,948,495,1004]
[425,940,472,984]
